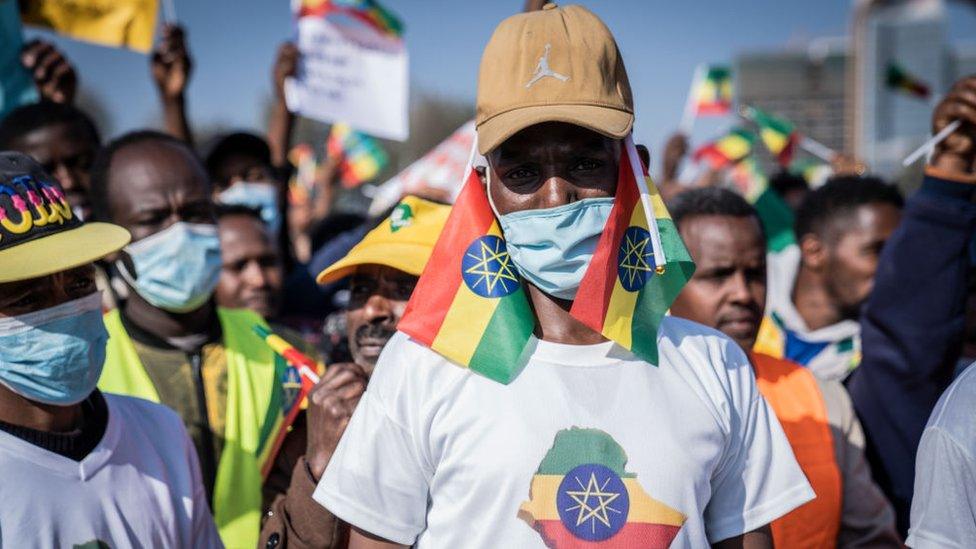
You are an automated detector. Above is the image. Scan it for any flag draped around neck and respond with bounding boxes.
[397,168,535,384]
[569,137,695,366]
[400,136,695,380]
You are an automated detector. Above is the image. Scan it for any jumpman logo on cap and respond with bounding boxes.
[525,44,569,89]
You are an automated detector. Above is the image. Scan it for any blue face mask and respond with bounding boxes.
[118,222,222,313]
[488,172,613,300]
[217,181,282,238]
[0,292,107,406]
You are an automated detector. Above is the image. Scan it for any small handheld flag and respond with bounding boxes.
[693,127,755,169]
[252,325,321,478]
[743,106,798,167]
[327,123,389,188]
[680,64,733,133]
[886,63,930,99]
[730,157,796,253]
[298,0,403,39]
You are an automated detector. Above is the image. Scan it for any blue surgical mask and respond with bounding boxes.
[0,292,107,406]
[487,171,613,300]
[118,222,222,313]
[218,181,281,237]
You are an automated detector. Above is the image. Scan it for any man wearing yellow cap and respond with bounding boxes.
[259,196,450,548]
[0,152,220,546]
[313,5,812,549]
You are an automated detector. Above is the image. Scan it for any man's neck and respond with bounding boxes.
[527,285,607,345]
[122,290,219,345]
[791,267,842,331]
[0,384,82,433]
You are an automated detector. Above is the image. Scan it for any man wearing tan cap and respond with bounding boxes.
[259,196,450,549]
[313,5,812,548]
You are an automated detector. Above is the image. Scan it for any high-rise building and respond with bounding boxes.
[735,45,847,172]
[852,0,948,176]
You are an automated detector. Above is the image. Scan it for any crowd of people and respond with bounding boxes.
[1,2,975,548]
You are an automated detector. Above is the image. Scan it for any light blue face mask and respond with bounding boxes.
[217,181,282,237]
[118,222,222,313]
[487,171,613,300]
[0,292,107,406]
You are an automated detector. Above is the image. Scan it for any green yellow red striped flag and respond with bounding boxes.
[397,169,535,384]
[693,127,755,169]
[885,63,930,99]
[327,123,389,188]
[518,428,686,547]
[298,0,403,38]
[569,139,695,366]
[694,65,733,116]
[747,106,798,167]
[730,156,796,253]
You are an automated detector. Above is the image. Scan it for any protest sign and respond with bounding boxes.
[1,0,38,117]
[284,1,409,141]
[20,0,158,53]
[368,121,474,216]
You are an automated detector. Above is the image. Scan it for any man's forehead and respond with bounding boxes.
[493,123,616,162]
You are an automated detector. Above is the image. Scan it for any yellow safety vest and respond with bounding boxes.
[99,307,278,549]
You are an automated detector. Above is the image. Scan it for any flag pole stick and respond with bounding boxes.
[161,0,178,24]
[902,119,961,167]
[799,136,836,163]
[679,64,704,135]
[625,135,667,272]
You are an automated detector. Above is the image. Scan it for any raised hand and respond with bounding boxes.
[151,24,192,101]
[931,75,976,176]
[21,40,77,104]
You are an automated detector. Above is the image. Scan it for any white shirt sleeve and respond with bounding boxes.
[313,333,433,545]
[703,340,815,543]
[907,427,976,549]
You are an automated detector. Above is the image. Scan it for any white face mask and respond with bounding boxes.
[117,222,222,313]
[217,181,281,237]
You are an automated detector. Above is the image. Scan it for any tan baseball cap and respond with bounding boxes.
[475,3,634,155]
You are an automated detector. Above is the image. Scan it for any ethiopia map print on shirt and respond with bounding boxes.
[519,428,686,547]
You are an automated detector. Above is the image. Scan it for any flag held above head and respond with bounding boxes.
[693,127,755,170]
[886,63,931,100]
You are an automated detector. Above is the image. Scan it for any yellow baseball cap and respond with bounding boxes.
[0,152,131,284]
[316,196,450,284]
[475,3,634,155]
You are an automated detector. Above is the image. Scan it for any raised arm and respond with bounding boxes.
[151,24,194,145]
[847,74,976,533]
[268,42,299,170]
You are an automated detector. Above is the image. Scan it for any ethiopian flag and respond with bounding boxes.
[693,127,755,169]
[747,107,798,167]
[694,65,733,116]
[885,63,930,99]
[519,428,686,547]
[731,156,796,253]
[570,140,695,366]
[298,0,403,38]
[397,170,535,384]
[327,123,389,188]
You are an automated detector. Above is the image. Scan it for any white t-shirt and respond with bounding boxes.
[908,362,976,549]
[315,317,813,547]
[0,394,221,548]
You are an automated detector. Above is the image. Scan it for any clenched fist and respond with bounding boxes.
[305,362,368,480]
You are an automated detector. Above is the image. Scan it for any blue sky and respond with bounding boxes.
[23,0,976,166]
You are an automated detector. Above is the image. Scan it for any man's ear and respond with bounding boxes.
[799,233,827,271]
